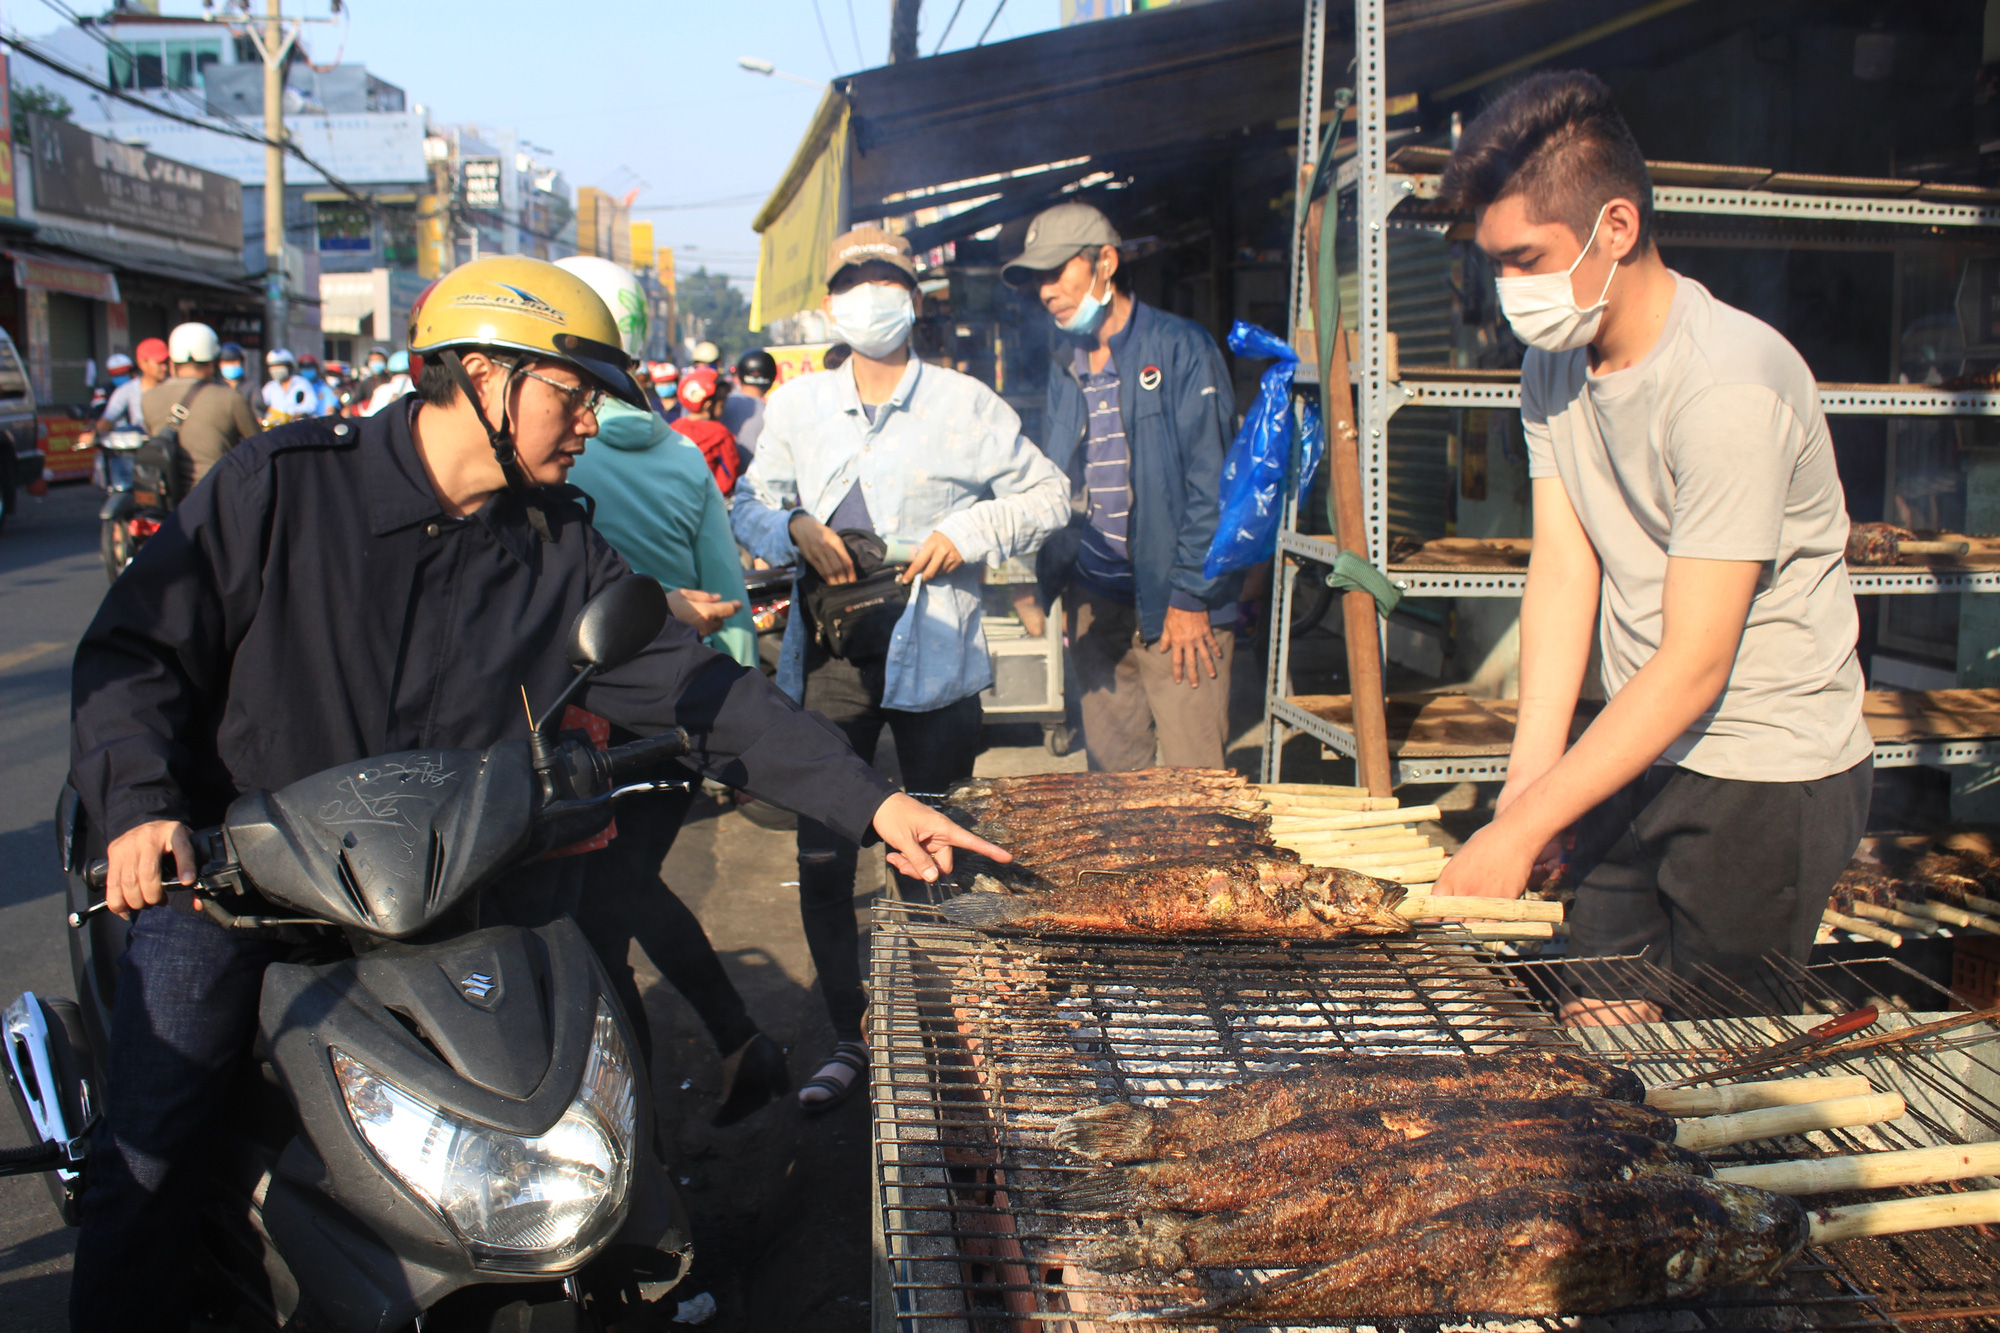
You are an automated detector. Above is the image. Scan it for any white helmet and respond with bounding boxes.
[554,255,648,360]
[266,347,296,367]
[168,322,221,364]
[691,339,721,366]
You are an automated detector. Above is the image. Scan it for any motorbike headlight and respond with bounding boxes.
[331,1002,637,1273]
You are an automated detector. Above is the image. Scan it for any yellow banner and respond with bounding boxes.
[751,91,849,332]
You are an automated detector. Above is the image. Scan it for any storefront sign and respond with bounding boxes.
[765,342,833,385]
[9,251,119,302]
[462,157,502,211]
[29,113,243,248]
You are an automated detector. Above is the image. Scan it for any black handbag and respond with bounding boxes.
[798,529,910,662]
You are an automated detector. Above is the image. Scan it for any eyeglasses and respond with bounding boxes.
[514,364,604,417]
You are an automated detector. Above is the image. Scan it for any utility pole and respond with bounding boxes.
[238,0,300,358]
[889,0,920,62]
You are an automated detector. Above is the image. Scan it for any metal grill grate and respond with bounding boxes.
[869,905,2000,1332]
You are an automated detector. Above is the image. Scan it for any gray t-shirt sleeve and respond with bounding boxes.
[1664,382,1797,563]
[1521,356,1558,480]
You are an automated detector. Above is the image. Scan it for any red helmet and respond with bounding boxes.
[135,337,169,365]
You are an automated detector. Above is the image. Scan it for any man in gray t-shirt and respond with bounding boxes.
[1432,72,1870,1018]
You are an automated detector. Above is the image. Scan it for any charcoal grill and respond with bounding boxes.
[868,903,2000,1332]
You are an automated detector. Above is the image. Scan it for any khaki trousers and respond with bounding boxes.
[1070,589,1233,772]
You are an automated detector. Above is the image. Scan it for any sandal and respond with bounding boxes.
[713,1033,790,1128]
[797,1040,867,1114]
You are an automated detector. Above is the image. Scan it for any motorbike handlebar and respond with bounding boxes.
[599,727,694,787]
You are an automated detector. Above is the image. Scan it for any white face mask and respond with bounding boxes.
[1494,204,1617,353]
[828,282,915,360]
[1059,256,1110,335]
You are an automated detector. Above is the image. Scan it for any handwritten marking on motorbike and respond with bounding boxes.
[315,757,460,857]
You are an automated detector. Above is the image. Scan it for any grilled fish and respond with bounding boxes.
[936,859,1407,941]
[1130,1178,1806,1321]
[1074,1128,1708,1272]
[1000,843,1294,888]
[975,810,1271,845]
[1051,1047,1646,1161]
[1059,1099,1678,1213]
[950,768,1244,800]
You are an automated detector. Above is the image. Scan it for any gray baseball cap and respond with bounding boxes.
[1002,202,1121,288]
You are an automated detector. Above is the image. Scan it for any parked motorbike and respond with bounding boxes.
[3,575,703,1331]
[94,425,162,582]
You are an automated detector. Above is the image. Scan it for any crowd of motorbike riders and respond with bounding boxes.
[59,209,1243,1328]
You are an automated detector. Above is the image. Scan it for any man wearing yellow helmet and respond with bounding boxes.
[66,255,1004,1331]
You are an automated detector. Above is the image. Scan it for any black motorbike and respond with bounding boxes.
[93,424,160,582]
[3,576,702,1331]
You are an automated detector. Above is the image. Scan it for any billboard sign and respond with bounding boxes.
[462,157,502,211]
[29,113,242,247]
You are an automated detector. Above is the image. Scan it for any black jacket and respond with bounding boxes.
[70,402,895,859]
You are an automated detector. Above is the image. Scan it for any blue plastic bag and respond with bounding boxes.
[1204,321,1323,579]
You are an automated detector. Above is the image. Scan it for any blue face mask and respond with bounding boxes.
[110,373,131,387]
[220,364,243,381]
[301,368,319,382]
[1058,256,1111,335]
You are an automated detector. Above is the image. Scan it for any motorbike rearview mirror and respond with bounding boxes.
[529,577,672,752]
[568,575,669,674]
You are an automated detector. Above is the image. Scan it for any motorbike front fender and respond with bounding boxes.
[98,492,135,522]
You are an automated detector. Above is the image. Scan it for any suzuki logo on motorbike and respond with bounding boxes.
[460,972,497,1001]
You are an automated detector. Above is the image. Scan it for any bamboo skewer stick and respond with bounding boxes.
[1848,901,1938,932]
[1717,1141,2000,1196]
[1254,783,1370,797]
[1273,823,1416,843]
[1954,889,2000,917]
[1372,863,1445,885]
[1645,1075,1873,1117]
[1899,898,2000,935]
[1398,895,1564,923]
[1456,922,1553,940]
[1268,805,1440,831]
[1822,908,1902,947]
[1278,834,1432,857]
[1809,1188,2000,1243]
[1673,1093,1904,1153]
[1253,795,1403,813]
[1312,846,1445,868]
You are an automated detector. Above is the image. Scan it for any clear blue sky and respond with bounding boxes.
[311,0,1062,288]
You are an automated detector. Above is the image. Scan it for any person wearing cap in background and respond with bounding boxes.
[690,339,723,370]
[92,353,138,436]
[361,349,413,416]
[723,347,776,470]
[143,322,262,493]
[672,366,742,494]
[648,360,682,422]
[261,348,316,425]
[1004,202,1240,773]
[295,353,340,417]
[217,342,258,412]
[733,227,1069,1112]
[350,345,392,410]
[96,338,170,437]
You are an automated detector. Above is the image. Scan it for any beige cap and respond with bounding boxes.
[825,226,919,286]
[1003,202,1121,288]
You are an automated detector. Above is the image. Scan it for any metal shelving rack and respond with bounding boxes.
[1260,0,2000,786]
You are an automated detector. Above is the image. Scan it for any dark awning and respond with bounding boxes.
[838,0,1776,214]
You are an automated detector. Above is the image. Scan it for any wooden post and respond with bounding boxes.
[1305,195,1394,796]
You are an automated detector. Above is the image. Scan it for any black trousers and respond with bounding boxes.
[574,786,759,1062]
[1566,758,1872,1016]
[797,646,983,1041]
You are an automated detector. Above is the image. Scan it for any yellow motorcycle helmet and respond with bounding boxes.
[409,255,647,408]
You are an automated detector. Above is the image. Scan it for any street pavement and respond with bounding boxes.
[0,482,103,1332]
[0,481,1096,1331]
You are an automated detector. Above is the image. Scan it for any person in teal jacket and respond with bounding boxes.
[565,394,789,1125]
[570,396,757,666]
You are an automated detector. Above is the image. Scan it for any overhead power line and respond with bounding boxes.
[974,0,1010,46]
[0,29,382,216]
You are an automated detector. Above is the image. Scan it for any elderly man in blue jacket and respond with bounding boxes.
[1005,202,1240,772]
